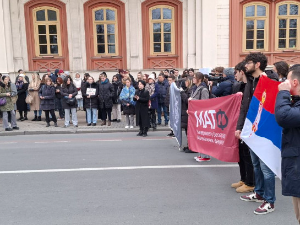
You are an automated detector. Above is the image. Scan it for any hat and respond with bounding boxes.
[19,74,25,77]
[47,69,51,72]
[65,71,70,76]
[148,74,155,81]
[223,68,235,77]
[59,69,64,74]
[138,80,146,87]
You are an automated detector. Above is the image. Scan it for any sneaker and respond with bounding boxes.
[87,123,91,126]
[74,125,78,128]
[12,127,19,130]
[92,123,96,126]
[231,181,244,189]
[236,184,255,193]
[240,192,264,202]
[167,132,174,137]
[196,157,211,162]
[5,128,13,131]
[194,156,202,160]
[130,126,134,129]
[125,126,129,129]
[63,125,69,128]
[254,201,275,215]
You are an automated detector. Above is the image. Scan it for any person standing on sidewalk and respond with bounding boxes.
[145,74,158,131]
[16,74,29,121]
[39,78,57,127]
[238,53,277,215]
[231,61,255,193]
[0,76,19,131]
[134,80,150,137]
[82,76,98,126]
[275,65,300,224]
[98,72,114,126]
[73,72,83,111]
[61,77,78,128]
[111,75,123,123]
[119,78,136,129]
[156,73,169,126]
[28,73,42,121]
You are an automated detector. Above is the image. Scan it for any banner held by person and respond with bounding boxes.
[241,76,282,178]
[169,82,182,146]
[188,93,242,162]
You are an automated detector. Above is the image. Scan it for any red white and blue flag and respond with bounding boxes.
[241,76,282,178]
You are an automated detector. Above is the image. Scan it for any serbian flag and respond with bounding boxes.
[188,93,242,162]
[241,76,282,178]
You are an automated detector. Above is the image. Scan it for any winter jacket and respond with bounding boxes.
[180,87,192,129]
[73,78,83,99]
[190,84,209,100]
[157,79,169,104]
[16,81,28,111]
[0,85,14,112]
[82,82,99,109]
[61,83,78,109]
[145,83,158,110]
[119,85,136,115]
[39,85,56,111]
[212,75,235,97]
[112,81,123,104]
[232,81,246,94]
[28,80,41,111]
[134,88,150,127]
[275,91,300,198]
[98,79,114,109]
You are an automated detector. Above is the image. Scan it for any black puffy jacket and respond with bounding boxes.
[82,82,99,109]
[98,79,114,109]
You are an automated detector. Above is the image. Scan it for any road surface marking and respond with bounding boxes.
[54,141,70,143]
[91,139,122,142]
[142,139,168,141]
[2,142,17,144]
[34,142,49,144]
[0,164,239,174]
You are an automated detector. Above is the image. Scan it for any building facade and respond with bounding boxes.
[0,0,299,78]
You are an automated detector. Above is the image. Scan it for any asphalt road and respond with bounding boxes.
[0,132,297,225]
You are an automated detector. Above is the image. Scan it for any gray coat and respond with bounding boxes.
[39,85,56,111]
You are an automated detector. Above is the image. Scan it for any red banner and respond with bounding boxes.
[187,93,242,162]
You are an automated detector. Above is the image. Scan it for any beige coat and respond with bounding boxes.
[28,78,41,111]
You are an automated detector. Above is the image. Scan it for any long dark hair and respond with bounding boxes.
[62,76,74,88]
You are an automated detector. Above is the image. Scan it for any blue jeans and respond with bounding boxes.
[86,108,97,124]
[77,99,83,108]
[157,103,169,124]
[250,149,276,204]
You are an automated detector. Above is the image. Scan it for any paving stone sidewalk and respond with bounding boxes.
[0,110,170,136]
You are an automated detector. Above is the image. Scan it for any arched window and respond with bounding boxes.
[243,3,269,51]
[276,1,300,50]
[33,6,62,56]
[93,7,118,56]
[149,5,175,55]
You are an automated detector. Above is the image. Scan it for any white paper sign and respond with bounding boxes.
[86,88,96,95]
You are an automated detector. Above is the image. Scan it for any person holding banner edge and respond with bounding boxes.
[275,65,300,224]
[189,72,211,160]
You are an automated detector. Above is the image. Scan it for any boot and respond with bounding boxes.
[137,130,143,136]
[142,128,148,137]
[24,112,28,120]
[101,120,106,126]
[236,184,255,193]
[37,116,41,121]
[231,181,244,189]
[46,122,50,127]
[107,120,111,126]
[32,115,37,121]
[18,112,24,121]
[54,122,58,127]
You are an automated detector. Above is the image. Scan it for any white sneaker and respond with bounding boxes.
[130,126,134,129]
[125,126,129,129]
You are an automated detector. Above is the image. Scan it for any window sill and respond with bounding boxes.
[148,55,179,58]
[92,56,122,59]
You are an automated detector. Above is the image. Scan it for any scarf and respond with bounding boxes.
[146,83,155,96]
[101,78,109,84]
[16,80,24,90]
[119,85,136,105]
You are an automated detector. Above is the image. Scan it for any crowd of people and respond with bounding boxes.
[0,53,299,222]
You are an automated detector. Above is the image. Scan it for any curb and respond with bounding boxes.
[0,127,171,136]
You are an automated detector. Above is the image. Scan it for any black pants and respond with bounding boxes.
[44,110,57,123]
[148,109,156,127]
[102,107,112,121]
[239,141,255,187]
